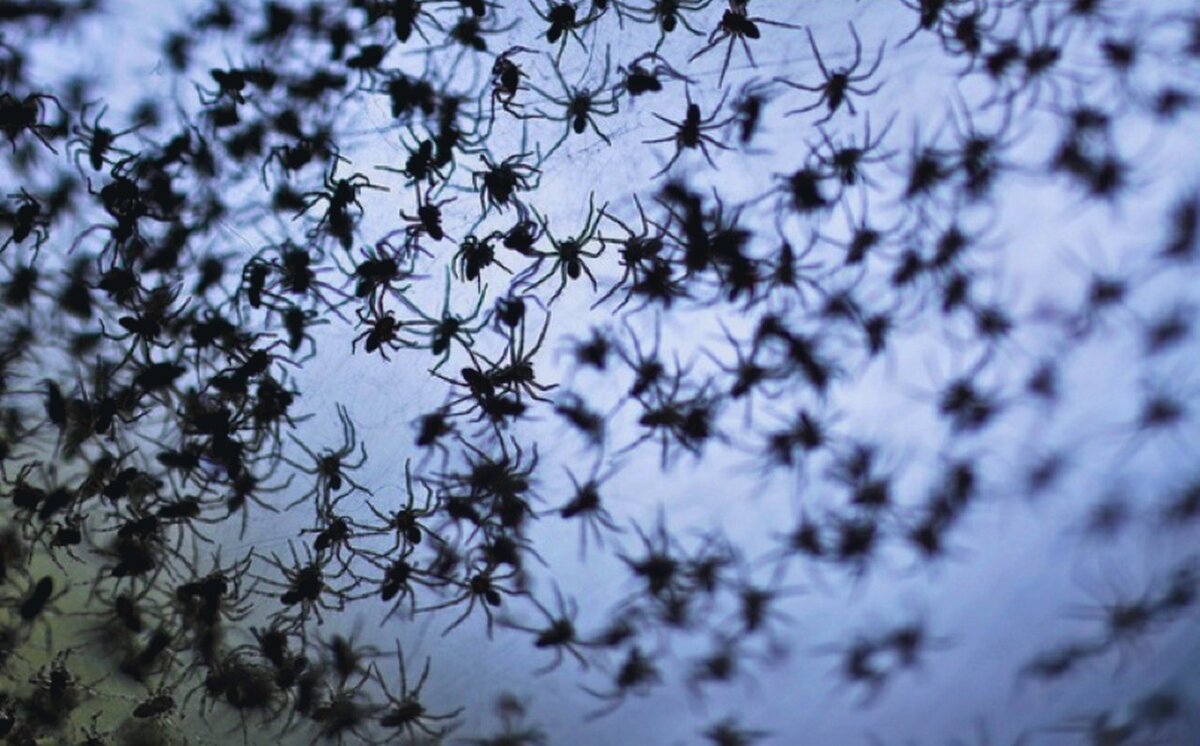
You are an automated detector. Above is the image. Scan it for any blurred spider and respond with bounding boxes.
[701,717,770,746]
[503,585,592,673]
[812,112,897,192]
[581,645,661,719]
[552,463,621,557]
[0,91,63,152]
[3,188,51,252]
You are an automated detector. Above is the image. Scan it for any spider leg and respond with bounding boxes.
[807,29,830,78]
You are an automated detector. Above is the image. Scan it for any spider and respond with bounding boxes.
[779,23,886,124]
[435,11,520,62]
[349,459,442,555]
[503,585,592,673]
[418,560,523,637]
[373,644,464,741]
[581,645,661,719]
[309,675,377,746]
[528,0,606,61]
[68,102,141,173]
[625,0,715,50]
[614,51,693,99]
[252,541,347,629]
[453,232,512,286]
[481,312,557,402]
[812,112,897,192]
[704,319,784,413]
[0,91,63,152]
[336,238,419,308]
[376,132,446,195]
[484,45,536,128]
[552,462,622,557]
[280,403,371,510]
[500,204,546,257]
[260,130,339,187]
[100,282,191,366]
[592,197,670,309]
[946,94,1021,202]
[295,158,387,249]
[644,87,734,177]
[897,0,969,46]
[400,193,455,244]
[728,78,774,145]
[3,188,51,253]
[513,193,606,304]
[472,150,541,216]
[528,49,620,160]
[352,308,413,361]
[701,717,770,746]
[400,269,492,370]
[689,1,802,87]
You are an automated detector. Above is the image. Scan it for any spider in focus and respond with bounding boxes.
[513,193,606,305]
[778,23,886,124]
[689,1,802,87]
[527,49,620,160]
[280,403,371,510]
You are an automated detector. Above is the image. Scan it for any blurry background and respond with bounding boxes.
[1,0,1199,744]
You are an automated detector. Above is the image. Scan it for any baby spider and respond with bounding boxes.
[502,584,592,673]
[581,645,662,719]
[281,403,371,510]
[690,1,802,87]
[373,644,465,741]
[529,0,605,61]
[484,45,536,130]
[472,150,542,216]
[296,158,387,249]
[551,463,622,558]
[349,459,442,554]
[68,102,141,173]
[528,49,620,160]
[779,23,886,124]
[480,312,557,402]
[401,269,492,371]
[615,51,693,99]
[252,541,346,629]
[513,193,606,305]
[644,87,734,177]
[418,560,523,637]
